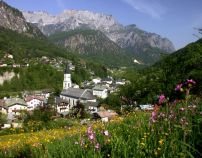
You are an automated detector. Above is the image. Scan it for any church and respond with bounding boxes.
[60,65,97,110]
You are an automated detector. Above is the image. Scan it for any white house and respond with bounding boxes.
[56,97,70,114]
[25,95,45,111]
[92,78,101,84]
[60,65,97,111]
[4,53,13,59]
[92,85,108,99]
[101,77,113,85]
[115,79,126,85]
[5,98,27,116]
[86,102,99,113]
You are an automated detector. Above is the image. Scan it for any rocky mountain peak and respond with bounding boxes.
[0,1,44,38]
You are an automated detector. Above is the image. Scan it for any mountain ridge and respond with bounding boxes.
[23,9,175,64]
[0,1,44,38]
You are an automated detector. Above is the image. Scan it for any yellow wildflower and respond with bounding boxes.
[158,139,164,145]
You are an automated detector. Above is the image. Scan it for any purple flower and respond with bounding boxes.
[150,111,157,123]
[87,126,93,134]
[95,143,100,150]
[175,83,183,91]
[186,79,196,85]
[186,79,196,88]
[88,133,95,140]
[87,126,96,141]
[159,94,166,104]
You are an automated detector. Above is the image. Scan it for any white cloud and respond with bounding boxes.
[121,0,166,19]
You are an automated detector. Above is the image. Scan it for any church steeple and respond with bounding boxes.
[64,64,70,74]
[63,64,72,89]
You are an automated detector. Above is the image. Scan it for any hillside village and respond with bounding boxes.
[0,60,129,129]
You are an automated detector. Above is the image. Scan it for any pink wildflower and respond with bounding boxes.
[159,94,166,104]
[175,83,183,91]
[95,143,100,150]
[150,111,157,123]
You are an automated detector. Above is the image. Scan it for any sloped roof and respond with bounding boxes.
[5,98,27,107]
[61,88,96,100]
[25,95,45,102]
[86,101,99,107]
[56,97,69,104]
[92,85,107,91]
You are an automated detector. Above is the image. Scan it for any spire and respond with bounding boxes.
[64,64,70,74]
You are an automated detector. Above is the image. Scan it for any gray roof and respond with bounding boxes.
[5,98,27,107]
[101,78,113,82]
[61,88,96,100]
[86,101,99,107]
[56,97,69,104]
[92,85,107,91]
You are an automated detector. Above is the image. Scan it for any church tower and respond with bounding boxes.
[63,64,72,90]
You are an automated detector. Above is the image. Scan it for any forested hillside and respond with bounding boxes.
[49,29,133,67]
[105,39,202,107]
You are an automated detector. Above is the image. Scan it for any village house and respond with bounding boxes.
[92,85,108,99]
[60,65,97,111]
[93,109,118,122]
[86,102,99,113]
[0,63,7,67]
[23,89,51,100]
[56,97,70,115]
[25,95,45,111]
[115,79,126,85]
[4,98,27,116]
[0,99,7,114]
[4,53,13,59]
[101,77,113,85]
[12,64,21,68]
[92,78,101,84]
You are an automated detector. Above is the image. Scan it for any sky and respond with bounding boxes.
[4,0,202,50]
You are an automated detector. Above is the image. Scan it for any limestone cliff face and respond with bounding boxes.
[0,1,44,38]
[23,10,175,53]
[0,71,16,85]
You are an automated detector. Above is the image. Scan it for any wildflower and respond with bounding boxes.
[74,141,79,145]
[157,147,161,151]
[88,133,95,141]
[186,79,196,87]
[154,150,158,156]
[158,139,164,145]
[150,111,157,123]
[95,143,100,150]
[103,130,109,136]
[175,83,183,91]
[87,126,96,141]
[159,94,166,104]
[200,112,202,116]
